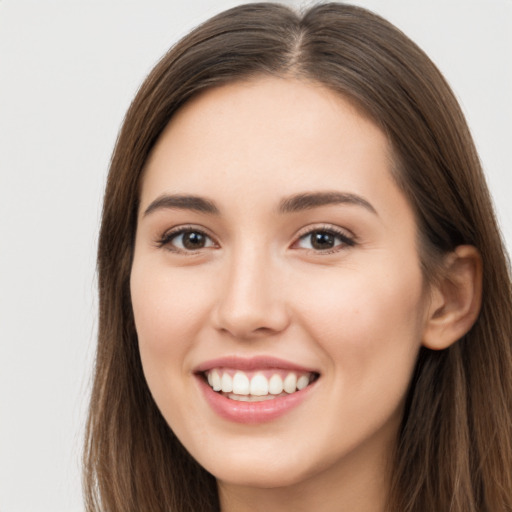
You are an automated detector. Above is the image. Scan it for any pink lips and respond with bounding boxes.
[195,355,316,373]
[194,356,318,424]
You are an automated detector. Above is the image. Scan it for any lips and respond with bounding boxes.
[194,356,320,423]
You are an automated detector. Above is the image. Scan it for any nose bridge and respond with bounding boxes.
[214,241,289,338]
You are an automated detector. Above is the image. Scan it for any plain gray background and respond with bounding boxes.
[0,1,511,510]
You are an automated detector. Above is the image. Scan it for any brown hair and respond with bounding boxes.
[84,3,512,511]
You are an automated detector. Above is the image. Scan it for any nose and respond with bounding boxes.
[212,246,290,339]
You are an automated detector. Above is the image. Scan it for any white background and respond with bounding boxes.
[0,1,510,510]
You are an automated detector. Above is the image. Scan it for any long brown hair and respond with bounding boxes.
[84,3,512,511]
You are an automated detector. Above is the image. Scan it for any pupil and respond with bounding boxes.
[311,231,334,249]
[183,231,205,249]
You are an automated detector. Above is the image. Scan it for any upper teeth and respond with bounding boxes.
[206,369,313,396]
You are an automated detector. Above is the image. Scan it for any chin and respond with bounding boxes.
[188,435,335,491]
[209,459,314,489]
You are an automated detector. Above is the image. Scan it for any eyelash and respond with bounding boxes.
[294,225,356,254]
[156,224,356,255]
[155,225,218,254]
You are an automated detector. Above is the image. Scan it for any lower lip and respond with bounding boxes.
[196,376,316,424]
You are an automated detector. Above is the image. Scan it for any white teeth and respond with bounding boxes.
[283,372,297,393]
[211,370,221,392]
[297,375,309,390]
[269,374,284,395]
[221,373,233,393]
[250,374,269,396]
[206,369,315,398]
[232,371,250,395]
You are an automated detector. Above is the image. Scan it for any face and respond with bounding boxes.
[131,77,431,493]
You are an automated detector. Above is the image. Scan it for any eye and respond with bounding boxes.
[294,227,355,252]
[157,227,217,253]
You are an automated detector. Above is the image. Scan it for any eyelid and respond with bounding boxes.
[154,223,355,254]
[156,224,219,253]
[291,224,356,253]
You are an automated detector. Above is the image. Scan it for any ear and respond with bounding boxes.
[422,245,482,350]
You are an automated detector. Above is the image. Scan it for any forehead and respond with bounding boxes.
[139,76,411,229]
[144,78,389,181]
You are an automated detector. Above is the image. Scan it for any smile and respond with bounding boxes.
[205,368,316,402]
[195,357,320,423]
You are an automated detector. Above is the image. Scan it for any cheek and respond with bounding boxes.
[292,257,426,382]
[130,263,214,434]
[130,264,212,358]
[130,267,218,456]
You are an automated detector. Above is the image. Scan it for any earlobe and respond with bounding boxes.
[422,245,482,350]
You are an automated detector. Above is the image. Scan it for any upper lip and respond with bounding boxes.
[194,355,319,374]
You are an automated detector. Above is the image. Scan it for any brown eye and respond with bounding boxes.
[160,228,216,252]
[296,229,354,252]
[310,231,336,250]
[181,231,207,249]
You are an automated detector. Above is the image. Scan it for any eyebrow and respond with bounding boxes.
[278,191,377,215]
[143,194,220,217]
[142,191,377,218]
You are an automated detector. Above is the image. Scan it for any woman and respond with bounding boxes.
[83,3,512,511]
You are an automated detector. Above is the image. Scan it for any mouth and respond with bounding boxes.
[194,357,320,423]
[202,368,319,402]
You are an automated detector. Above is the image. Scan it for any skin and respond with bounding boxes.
[130,77,449,511]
